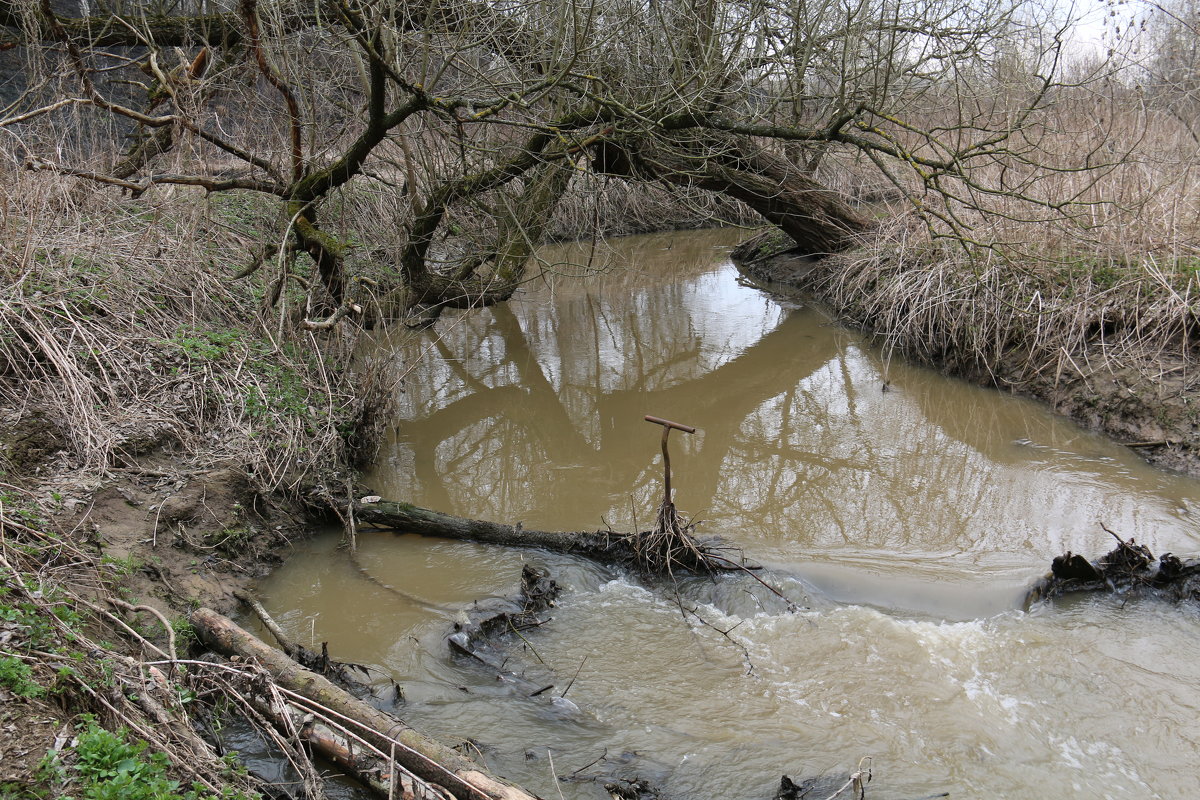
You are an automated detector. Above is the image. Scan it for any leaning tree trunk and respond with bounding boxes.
[594,132,872,255]
[414,149,579,318]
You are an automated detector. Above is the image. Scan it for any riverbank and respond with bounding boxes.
[731,227,1200,478]
[2,171,1195,798]
[0,177,396,798]
[0,154,758,797]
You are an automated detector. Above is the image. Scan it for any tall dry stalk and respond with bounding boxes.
[0,169,394,491]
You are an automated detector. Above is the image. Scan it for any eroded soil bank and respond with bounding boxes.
[731,231,1200,478]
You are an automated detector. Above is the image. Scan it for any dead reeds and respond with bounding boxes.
[788,86,1199,418]
[0,169,394,493]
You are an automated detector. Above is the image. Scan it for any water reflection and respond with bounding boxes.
[368,228,1200,599]
[258,230,1200,800]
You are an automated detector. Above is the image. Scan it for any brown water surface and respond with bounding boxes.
[255,229,1200,799]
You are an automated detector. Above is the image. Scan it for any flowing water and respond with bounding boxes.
[253,229,1200,799]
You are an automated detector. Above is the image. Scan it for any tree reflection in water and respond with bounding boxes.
[365,229,1200,576]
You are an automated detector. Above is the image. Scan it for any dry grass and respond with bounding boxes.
[0,170,394,493]
[791,87,1200,405]
[815,218,1195,383]
[0,169,402,798]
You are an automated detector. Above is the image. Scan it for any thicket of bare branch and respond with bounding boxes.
[0,0,1115,329]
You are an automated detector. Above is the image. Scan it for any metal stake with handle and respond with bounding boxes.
[643,415,697,506]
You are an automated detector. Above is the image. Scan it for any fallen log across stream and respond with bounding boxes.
[352,497,751,575]
[191,607,543,800]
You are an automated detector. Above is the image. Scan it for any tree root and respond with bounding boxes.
[1025,525,1200,607]
[632,499,712,576]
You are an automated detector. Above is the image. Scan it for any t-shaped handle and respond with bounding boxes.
[644,415,697,505]
[643,415,697,434]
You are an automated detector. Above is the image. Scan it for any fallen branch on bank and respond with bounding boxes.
[1025,526,1200,606]
[352,497,744,575]
[190,607,543,800]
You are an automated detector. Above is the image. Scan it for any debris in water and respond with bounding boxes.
[1027,524,1200,606]
[633,415,717,575]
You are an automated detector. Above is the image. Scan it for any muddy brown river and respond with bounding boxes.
[253,229,1200,799]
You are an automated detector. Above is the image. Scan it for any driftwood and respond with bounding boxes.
[235,590,373,693]
[560,750,671,800]
[450,565,559,648]
[1025,529,1200,607]
[353,498,745,574]
[191,607,542,800]
[446,565,583,716]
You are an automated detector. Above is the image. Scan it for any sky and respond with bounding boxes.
[1063,0,1157,55]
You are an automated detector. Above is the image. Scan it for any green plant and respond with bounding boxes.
[50,664,78,696]
[73,719,178,800]
[0,493,47,527]
[170,328,242,362]
[170,618,198,648]
[100,555,141,577]
[49,599,84,631]
[68,718,251,800]
[205,526,252,553]
[0,598,55,649]
[0,655,43,698]
[0,780,38,799]
[243,361,313,421]
[34,748,67,794]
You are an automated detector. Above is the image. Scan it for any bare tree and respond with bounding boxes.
[3,0,1086,326]
[1142,0,1200,141]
